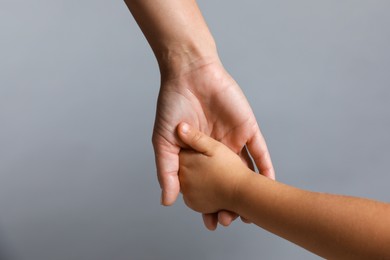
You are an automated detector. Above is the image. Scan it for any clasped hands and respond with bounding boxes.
[178,122,256,219]
[152,62,274,230]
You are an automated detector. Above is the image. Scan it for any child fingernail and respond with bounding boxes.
[181,123,189,134]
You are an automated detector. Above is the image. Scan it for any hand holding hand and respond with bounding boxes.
[153,61,274,229]
[178,123,253,214]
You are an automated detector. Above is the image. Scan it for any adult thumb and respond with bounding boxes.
[177,122,218,156]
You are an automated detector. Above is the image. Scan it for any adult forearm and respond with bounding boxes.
[234,173,390,259]
[124,0,219,78]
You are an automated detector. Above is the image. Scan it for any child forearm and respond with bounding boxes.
[177,123,390,258]
[233,173,390,259]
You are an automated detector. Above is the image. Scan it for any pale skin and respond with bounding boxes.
[124,0,274,229]
[178,122,390,259]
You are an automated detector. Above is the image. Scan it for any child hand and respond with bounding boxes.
[177,122,251,214]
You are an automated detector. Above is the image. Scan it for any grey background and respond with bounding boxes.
[1,0,389,259]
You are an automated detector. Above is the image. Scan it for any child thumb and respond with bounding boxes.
[177,122,218,155]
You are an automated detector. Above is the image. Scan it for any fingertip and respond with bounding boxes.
[218,211,238,227]
[160,184,180,206]
[160,191,176,206]
[240,216,252,224]
[263,167,276,180]
[247,131,276,180]
[207,224,217,231]
[160,195,176,207]
[177,122,192,146]
[177,123,213,155]
[177,122,190,139]
[218,218,232,227]
[202,213,218,231]
[179,122,190,134]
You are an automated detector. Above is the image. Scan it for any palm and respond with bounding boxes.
[152,63,274,229]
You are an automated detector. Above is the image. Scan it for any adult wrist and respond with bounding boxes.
[155,41,220,80]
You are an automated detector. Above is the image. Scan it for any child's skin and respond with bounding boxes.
[177,122,390,259]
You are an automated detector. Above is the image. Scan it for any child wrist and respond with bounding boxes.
[229,168,253,214]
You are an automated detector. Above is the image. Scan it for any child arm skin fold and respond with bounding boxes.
[177,122,390,259]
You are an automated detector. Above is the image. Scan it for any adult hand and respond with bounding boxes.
[125,0,274,230]
[152,60,275,230]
